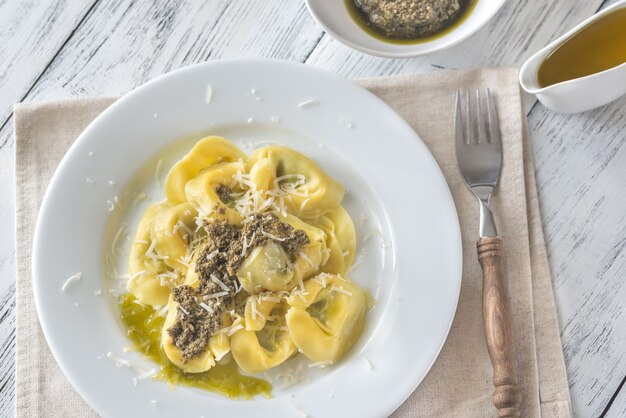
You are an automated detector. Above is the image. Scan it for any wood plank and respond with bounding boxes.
[533,1,625,416]
[21,0,324,100]
[605,376,626,418]
[529,96,626,418]
[0,0,97,132]
[0,280,15,417]
[0,130,16,416]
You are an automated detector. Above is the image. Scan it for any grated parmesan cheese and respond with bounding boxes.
[274,174,306,189]
[130,270,146,280]
[234,280,243,294]
[261,230,285,241]
[349,250,366,271]
[111,226,127,253]
[362,357,373,369]
[175,220,193,236]
[321,247,331,266]
[204,291,229,299]
[155,159,163,187]
[137,368,157,380]
[308,360,333,368]
[241,234,248,257]
[106,351,130,367]
[297,99,318,108]
[132,193,148,206]
[298,198,310,215]
[62,272,82,291]
[205,84,213,104]
[227,324,244,336]
[251,299,258,320]
[205,250,218,261]
[199,301,215,314]
[158,305,169,317]
[145,239,158,264]
[314,273,328,288]
[298,251,316,269]
[330,286,353,297]
[210,274,230,292]
[259,294,281,303]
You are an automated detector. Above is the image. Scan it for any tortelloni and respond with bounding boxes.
[122,135,369,392]
[165,136,246,204]
[162,308,233,373]
[161,272,233,373]
[315,206,356,274]
[247,146,345,220]
[286,274,366,363]
[230,298,297,373]
[128,203,171,307]
[237,214,328,294]
[184,161,245,224]
[161,295,215,373]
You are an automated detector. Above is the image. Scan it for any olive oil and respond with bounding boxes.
[119,293,271,398]
[538,7,626,87]
[344,0,477,44]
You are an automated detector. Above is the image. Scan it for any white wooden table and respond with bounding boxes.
[0,1,624,417]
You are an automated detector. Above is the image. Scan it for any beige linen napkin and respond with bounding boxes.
[15,68,571,417]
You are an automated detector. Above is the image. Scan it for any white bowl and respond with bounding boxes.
[305,0,508,58]
[519,0,626,113]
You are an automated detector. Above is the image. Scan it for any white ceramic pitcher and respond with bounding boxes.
[519,0,626,113]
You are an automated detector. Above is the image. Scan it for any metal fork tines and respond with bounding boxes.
[455,89,503,238]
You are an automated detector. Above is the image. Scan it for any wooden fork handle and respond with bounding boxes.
[477,237,521,417]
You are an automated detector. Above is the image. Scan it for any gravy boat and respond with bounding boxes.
[519,0,626,113]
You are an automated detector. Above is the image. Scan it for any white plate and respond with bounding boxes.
[305,0,508,58]
[33,59,462,418]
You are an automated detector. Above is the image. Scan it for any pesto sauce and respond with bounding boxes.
[119,293,271,398]
[345,0,477,45]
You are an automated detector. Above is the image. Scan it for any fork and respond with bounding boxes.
[455,89,521,417]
